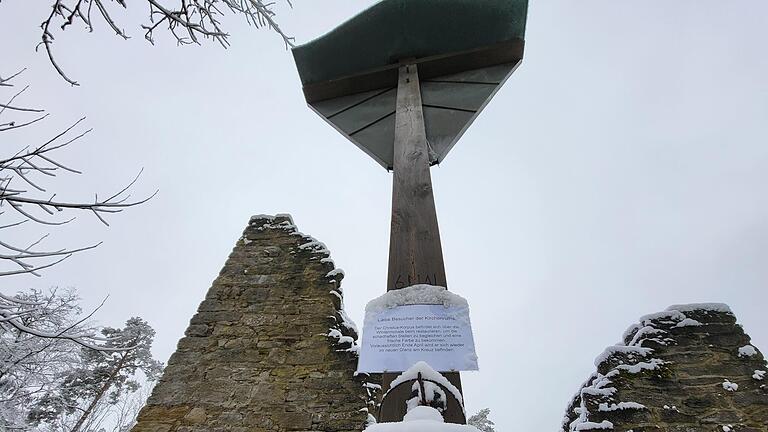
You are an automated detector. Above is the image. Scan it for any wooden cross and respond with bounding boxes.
[380,63,464,424]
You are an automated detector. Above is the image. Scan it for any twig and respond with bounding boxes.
[0,80,153,277]
[36,0,293,84]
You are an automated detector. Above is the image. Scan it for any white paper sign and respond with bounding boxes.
[357,304,479,373]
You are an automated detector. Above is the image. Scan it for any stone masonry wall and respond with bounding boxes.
[563,304,768,432]
[132,215,375,432]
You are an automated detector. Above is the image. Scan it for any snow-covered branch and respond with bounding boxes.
[0,289,121,357]
[0,289,163,431]
[0,288,101,428]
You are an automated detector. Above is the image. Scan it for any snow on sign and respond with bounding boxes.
[357,285,479,373]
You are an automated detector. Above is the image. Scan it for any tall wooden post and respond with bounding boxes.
[387,64,447,291]
[292,0,528,425]
[380,63,464,423]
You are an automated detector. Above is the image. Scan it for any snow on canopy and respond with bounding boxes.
[363,406,481,432]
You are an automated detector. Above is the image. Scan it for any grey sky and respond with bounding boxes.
[2,1,767,430]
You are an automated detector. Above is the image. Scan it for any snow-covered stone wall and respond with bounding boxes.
[563,304,768,432]
[132,215,377,432]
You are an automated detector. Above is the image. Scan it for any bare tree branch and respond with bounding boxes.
[0,113,50,132]
[39,1,81,86]
[0,85,45,114]
[0,70,154,277]
[0,69,27,87]
[35,0,294,85]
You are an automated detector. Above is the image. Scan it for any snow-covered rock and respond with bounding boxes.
[563,303,768,432]
[738,345,758,357]
[722,380,738,392]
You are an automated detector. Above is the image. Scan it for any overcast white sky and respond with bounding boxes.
[2,1,767,430]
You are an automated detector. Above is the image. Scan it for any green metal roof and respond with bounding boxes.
[292,0,528,170]
[293,0,528,88]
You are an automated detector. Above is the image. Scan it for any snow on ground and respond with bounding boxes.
[363,407,481,432]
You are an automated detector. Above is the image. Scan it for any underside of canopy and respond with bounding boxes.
[292,0,528,170]
[310,62,520,170]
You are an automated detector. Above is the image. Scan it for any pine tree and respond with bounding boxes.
[27,317,163,431]
[468,408,496,432]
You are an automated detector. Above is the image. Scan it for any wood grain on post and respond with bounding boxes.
[387,64,447,292]
[380,64,464,424]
